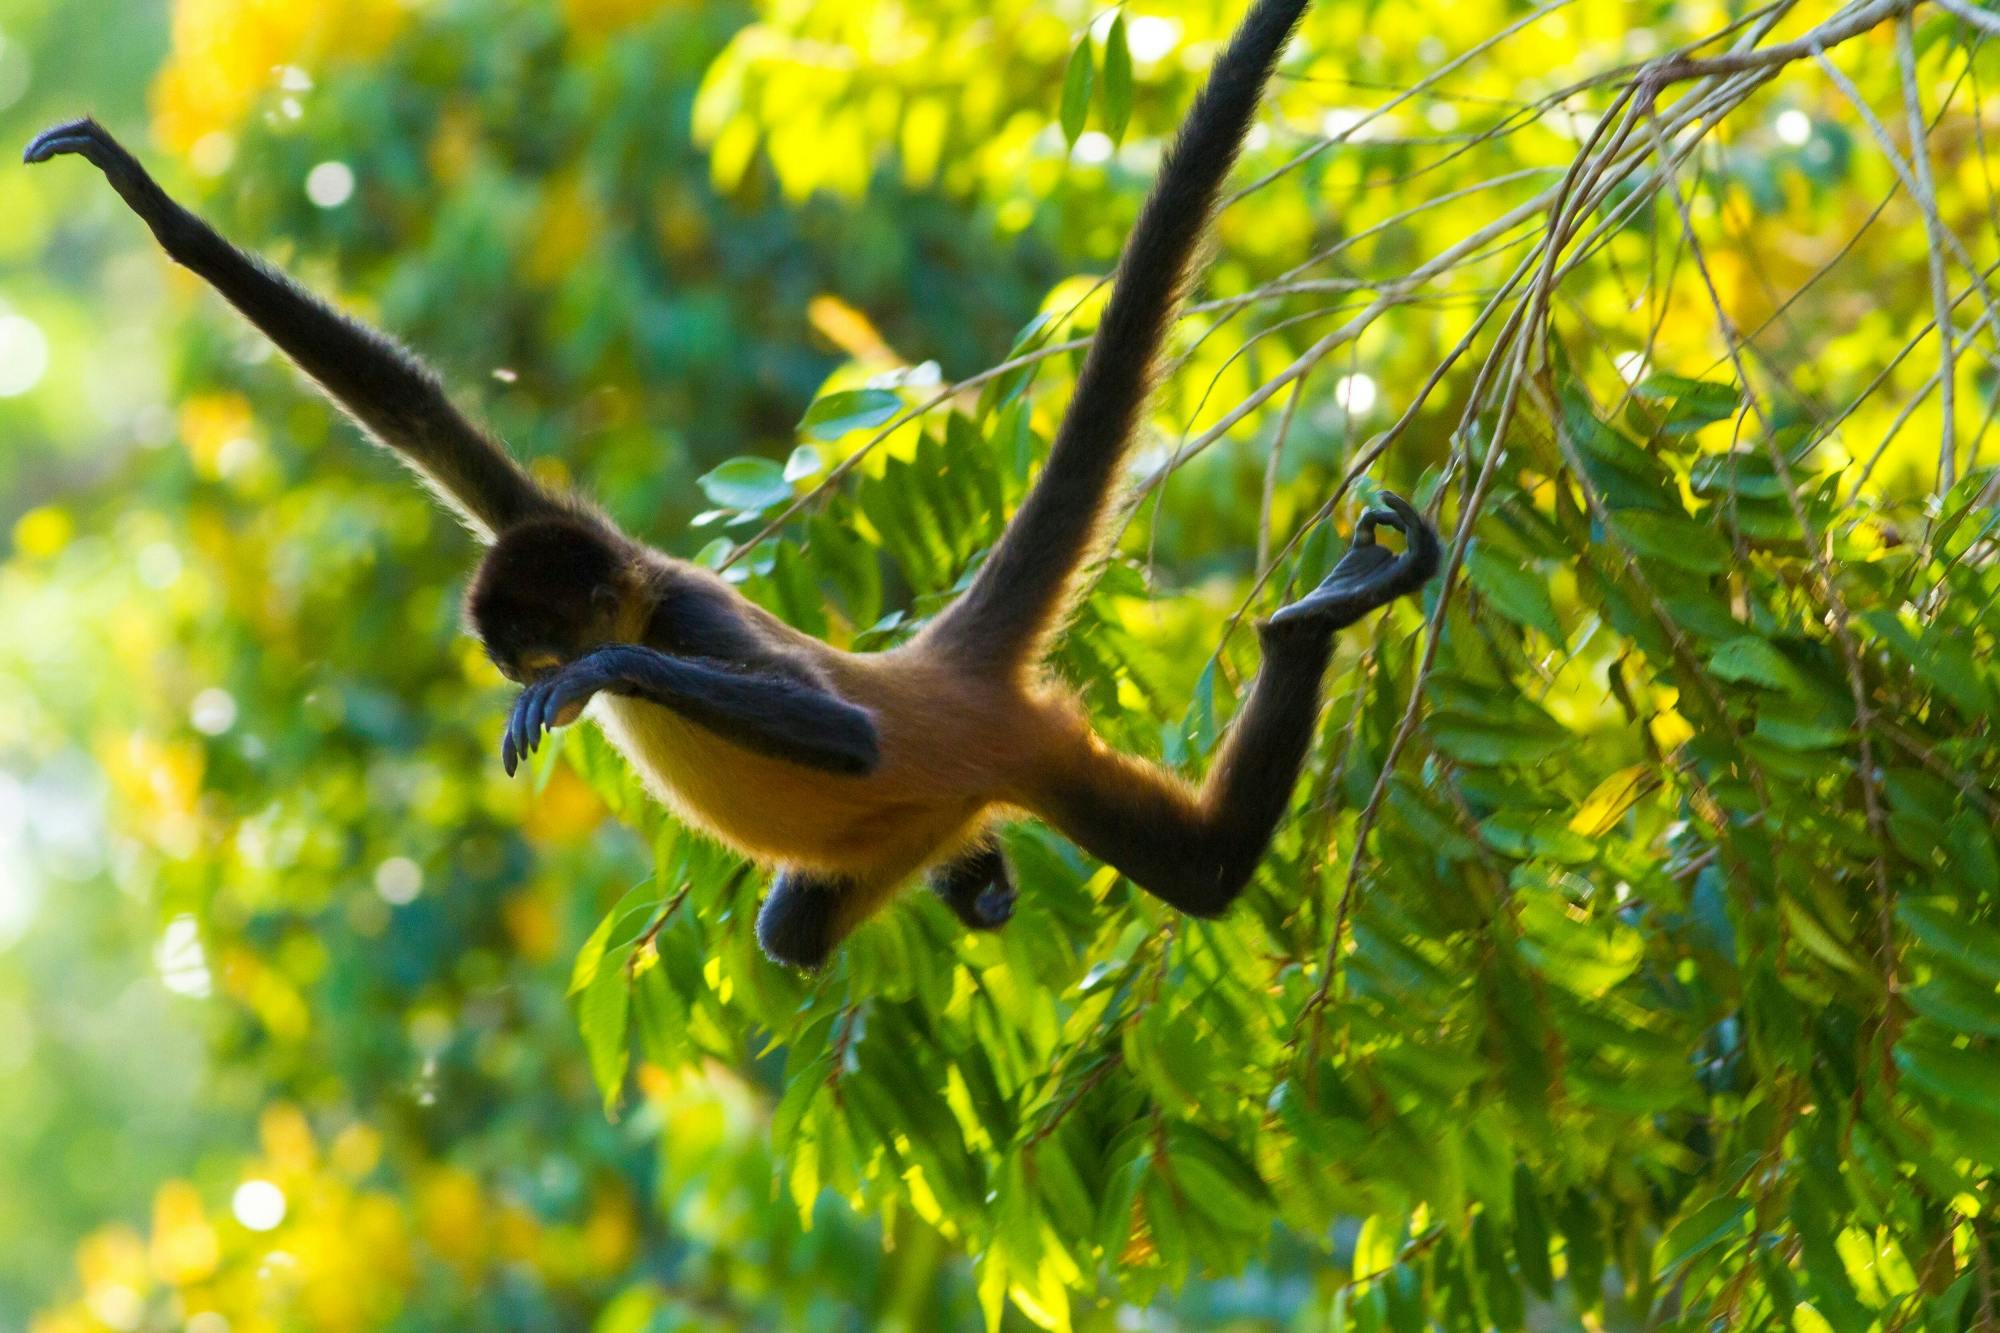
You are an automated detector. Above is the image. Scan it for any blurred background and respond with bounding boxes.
[3,0,1996,1329]
[2,1,1066,1326]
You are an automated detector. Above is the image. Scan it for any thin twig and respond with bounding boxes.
[1897,10,1959,492]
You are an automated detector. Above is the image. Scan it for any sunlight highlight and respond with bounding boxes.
[0,313,49,397]
[1335,372,1378,414]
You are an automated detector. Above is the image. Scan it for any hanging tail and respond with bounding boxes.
[924,0,1314,671]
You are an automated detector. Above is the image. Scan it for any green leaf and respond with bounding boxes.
[1657,1196,1748,1275]
[1905,970,2000,1037]
[1479,812,1595,866]
[1895,1031,2000,1119]
[783,444,823,481]
[698,455,792,510]
[1690,450,1788,499]
[1708,637,1806,692]
[1900,898,2000,986]
[569,904,619,1000]
[1465,542,1563,643]
[1605,510,1730,572]
[1060,37,1095,147]
[977,312,1054,417]
[578,943,633,1119]
[1511,1167,1555,1298]
[1165,1123,1272,1234]
[1102,14,1133,144]
[1558,1191,1605,1307]
[1428,718,1562,766]
[1470,1211,1524,1330]
[569,885,653,997]
[1632,373,1740,434]
[1752,711,1850,751]
[1946,811,2000,894]
[799,387,903,441]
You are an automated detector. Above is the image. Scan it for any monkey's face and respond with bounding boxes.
[466,516,629,683]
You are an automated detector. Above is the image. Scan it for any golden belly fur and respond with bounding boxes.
[592,645,1082,892]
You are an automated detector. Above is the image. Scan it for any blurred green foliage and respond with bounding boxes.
[2,0,1999,1330]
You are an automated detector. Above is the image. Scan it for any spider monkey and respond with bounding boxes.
[28,0,1438,970]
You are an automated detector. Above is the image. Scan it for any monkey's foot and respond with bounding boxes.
[931,844,1016,932]
[1266,492,1441,636]
[968,882,1017,930]
[501,660,608,775]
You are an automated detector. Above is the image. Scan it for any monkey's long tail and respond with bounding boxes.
[923,0,1313,672]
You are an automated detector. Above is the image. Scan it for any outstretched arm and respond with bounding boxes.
[501,644,879,778]
[24,118,552,540]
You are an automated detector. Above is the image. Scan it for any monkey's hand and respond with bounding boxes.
[502,657,612,776]
[1265,492,1441,637]
[23,119,189,249]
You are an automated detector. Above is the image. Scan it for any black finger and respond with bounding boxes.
[1376,492,1424,536]
[23,130,95,165]
[524,682,552,755]
[530,684,555,751]
[23,118,116,166]
[500,696,524,768]
[1353,510,1384,545]
[1407,508,1442,571]
[537,676,572,741]
[517,686,537,758]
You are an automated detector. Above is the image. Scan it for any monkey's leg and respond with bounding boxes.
[503,644,878,777]
[756,870,851,970]
[1037,494,1440,916]
[929,841,1016,931]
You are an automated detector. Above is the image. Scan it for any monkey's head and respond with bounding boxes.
[467,516,633,683]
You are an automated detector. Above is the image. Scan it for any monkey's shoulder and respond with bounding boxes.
[634,557,811,670]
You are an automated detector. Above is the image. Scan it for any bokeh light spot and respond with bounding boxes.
[306,161,356,208]
[232,1180,286,1232]
[1073,131,1113,165]
[0,313,50,396]
[191,688,238,736]
[375,856,423,905]
[1125,16,1179,63]
[156,915,212,998]
[1335,372,1378,415]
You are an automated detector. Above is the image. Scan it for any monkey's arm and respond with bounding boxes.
[24,118,551,540]
[501,644,879,778]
